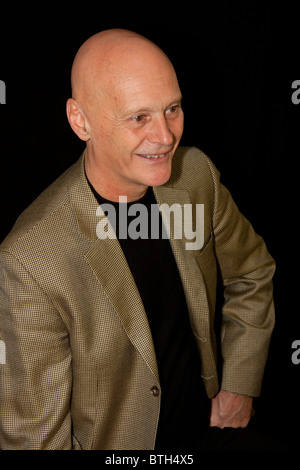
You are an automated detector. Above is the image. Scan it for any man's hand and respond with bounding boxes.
[210,390,253,428]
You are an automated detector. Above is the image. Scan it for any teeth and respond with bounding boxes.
[144,154,164,159]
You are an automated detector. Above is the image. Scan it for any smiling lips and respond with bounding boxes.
[137,153,167,159]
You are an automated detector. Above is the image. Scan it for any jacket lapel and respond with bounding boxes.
[69,153,159,381]
[153,186,211,340]
[84,238,159,381]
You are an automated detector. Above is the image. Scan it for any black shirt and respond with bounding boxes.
[92,184,210,449]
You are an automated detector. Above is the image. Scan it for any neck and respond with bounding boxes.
[84,148,148,202]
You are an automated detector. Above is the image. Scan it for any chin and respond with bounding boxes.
[143,160,173,187]
[145,169,172,188]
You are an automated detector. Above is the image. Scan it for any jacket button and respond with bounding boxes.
[150,386,160,397]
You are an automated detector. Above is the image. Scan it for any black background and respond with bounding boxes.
[0,2,299,450]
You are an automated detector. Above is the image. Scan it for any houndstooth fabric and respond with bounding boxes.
[0,147,275,449]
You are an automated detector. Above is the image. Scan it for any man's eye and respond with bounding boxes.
[132,114,146,123]
[166,105,182,117]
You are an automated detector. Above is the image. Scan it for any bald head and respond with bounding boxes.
[70,29,175,104]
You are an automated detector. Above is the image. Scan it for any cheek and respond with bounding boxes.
[89,120,110,147]
[171,116,184,139]
[120,129,149,154]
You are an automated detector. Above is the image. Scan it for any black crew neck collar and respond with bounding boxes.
[86,176,153,207]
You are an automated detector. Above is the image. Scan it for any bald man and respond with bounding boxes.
[0,29,275,450]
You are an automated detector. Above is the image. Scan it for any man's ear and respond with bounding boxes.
[66,98,91,141]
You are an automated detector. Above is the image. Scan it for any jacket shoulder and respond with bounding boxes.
[0,157,83,253]
[167,146,219,201]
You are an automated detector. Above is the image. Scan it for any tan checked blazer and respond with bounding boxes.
[0,146,275,450]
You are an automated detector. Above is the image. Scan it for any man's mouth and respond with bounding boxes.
[137,153,167,160]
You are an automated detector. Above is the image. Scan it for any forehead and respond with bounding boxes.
[111,65,181,114]
[96,48,181,112]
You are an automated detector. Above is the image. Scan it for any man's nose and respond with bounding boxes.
[148,115,174,146]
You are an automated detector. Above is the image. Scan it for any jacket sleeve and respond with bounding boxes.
[0,250,73,449]
[207,158,275,397]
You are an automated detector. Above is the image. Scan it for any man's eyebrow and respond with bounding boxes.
[121,96,183,118]
[124,106,152,117]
